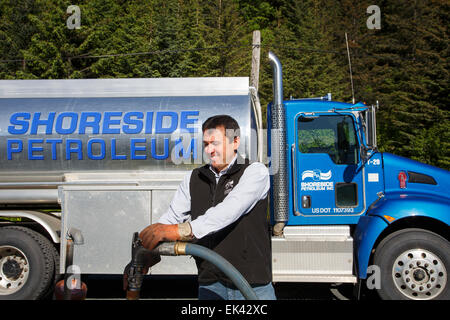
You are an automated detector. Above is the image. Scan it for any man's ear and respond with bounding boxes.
[233,136,240,152]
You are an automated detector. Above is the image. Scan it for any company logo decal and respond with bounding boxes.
[301,169,332,181]
[301,169,334,191]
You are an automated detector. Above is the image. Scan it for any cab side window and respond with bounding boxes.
[298,115,359,165]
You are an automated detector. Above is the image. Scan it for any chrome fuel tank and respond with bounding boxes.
[0,78,256,184]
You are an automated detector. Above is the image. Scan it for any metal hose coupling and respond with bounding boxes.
[174,241,187,255]
[152,241,187,256]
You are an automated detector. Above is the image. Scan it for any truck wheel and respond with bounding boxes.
[0,226,55,300]
[374,228,449,300]
[41,241,61,300]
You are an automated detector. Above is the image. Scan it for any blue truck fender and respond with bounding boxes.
[354,193,450,279]
[354,214,388,279]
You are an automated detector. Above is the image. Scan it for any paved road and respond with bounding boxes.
[82,275,380,300]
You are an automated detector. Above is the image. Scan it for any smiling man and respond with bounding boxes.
[139,115,275,300]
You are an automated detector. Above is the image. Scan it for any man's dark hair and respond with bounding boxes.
[202,115,240,142]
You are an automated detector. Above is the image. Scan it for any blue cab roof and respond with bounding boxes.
[282,99,366,113]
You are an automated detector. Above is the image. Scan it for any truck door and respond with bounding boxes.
[292,113,365,224]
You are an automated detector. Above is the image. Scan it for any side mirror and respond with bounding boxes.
[365,105,377,149]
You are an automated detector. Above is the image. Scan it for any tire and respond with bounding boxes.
[373,228,449,300]
[0,226,55,300]
[42,241,61,300]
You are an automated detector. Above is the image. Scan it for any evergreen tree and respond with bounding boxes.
[279,0,348,101]
[354,0,448,168]
[77,0,156,78]
[198,0,249,77]
[0,0,41,78]
[0,0,448,168]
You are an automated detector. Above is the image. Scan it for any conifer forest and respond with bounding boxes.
[1,0,448,169]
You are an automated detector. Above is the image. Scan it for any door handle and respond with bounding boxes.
[302,195,311,209]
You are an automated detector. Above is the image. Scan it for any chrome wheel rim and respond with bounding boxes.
[0,246,30,295]
[392,248,447,300]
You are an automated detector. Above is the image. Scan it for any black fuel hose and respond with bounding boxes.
[154,242,259,300]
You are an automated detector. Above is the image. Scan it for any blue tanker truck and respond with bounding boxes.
[0,52,448,300]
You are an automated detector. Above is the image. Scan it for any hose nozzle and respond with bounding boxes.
[123,232,161,300]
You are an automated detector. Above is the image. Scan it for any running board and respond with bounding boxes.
[272,226,357,283]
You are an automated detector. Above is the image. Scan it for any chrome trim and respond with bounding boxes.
[268,52,283,107]
[268,51,289,223]
[0,77,249,98]
[291,143,300,215]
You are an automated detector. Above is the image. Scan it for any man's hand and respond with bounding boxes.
[139,223,180,251]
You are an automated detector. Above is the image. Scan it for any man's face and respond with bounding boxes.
[203,126,240,172]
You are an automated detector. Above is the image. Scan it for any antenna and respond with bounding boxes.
[345,32,355,104]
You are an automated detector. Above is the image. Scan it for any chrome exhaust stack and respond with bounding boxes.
[268,51,288,235]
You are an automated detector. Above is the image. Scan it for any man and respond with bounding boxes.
[139,115,275,300]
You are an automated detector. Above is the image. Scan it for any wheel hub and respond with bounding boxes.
[2,259,22,280]
[393,248,447,300]
[412,268,428,283]
[0,246,30,295]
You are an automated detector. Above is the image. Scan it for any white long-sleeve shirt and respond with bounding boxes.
[158,157,270,239]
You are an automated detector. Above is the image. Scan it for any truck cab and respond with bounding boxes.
[284,98,381,225]
[267,51,449,300]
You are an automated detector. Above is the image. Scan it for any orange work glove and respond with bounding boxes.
[139,222,193,251]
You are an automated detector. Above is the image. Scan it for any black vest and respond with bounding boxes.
[189,157,272,285]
